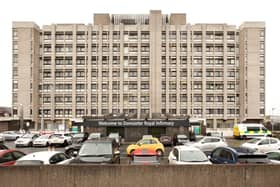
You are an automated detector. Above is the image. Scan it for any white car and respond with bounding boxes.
[0,135,5,143]
[186,136,228,153]
[15,151,71,165]
[241,137,280,153]
[168,146,212,165]
[33,134,52,147]
[48,132,72,146]
[265,150,280,164]
[15,133,39,147]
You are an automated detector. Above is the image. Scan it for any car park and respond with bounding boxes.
[265,151,280,164]
[0,131,23,141]
[69,138,120,164]
[209,146,269,164]
[187,136,228,154]
[48,132,73,147]
[0,149,26,166]
[126,137,165,156]
[15,133,39,147]
[173,134,189,145]
[16,151,71,165]
[241,137,280,153]
[159,134,173,146]
[129,148,160,165]
[108,132,121,146]
[32,134,52,147]
[168,146,211,165]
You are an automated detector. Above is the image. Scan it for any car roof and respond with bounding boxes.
[0,149,22,156]
[174,145,201,151]
[84,138,115,143]
[17,151,62,162]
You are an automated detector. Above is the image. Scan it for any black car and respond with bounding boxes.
[65,132,89,157]
[209,146,270,164]
[69,138,120,164]
[173,134,189,146]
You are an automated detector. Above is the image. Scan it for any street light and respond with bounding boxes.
[19,104,23,131]
[271,108,276,136]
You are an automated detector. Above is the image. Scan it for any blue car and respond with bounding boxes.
[209,146,269,164]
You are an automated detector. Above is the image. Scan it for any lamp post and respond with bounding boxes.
[272,108,276,136]
[19,104,23,131]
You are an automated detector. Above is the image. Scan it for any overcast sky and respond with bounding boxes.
[0,0,279,115]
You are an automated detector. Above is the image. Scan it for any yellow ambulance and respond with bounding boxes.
[233,123,272,139]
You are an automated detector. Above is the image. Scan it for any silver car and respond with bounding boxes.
[15,133,39,147]
[0,135,5,143]
[0,131,23,141]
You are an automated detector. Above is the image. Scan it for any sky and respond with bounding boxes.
[0,0,279,115]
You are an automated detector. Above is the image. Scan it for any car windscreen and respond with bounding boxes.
[89,134,100,139]
[247,127,260,131]
[21,134,34,138]
[247,138,261,144]
[180,150,208,162]
[16,160,44,165]
[72,133,84,138]
[177,135,187,139]
[79,142,112,156]
[37,135,50,139]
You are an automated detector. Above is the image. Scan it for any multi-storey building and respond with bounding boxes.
[12,10,265,130]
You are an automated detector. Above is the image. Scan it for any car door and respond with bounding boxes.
[0,152,16,166]
[269,138,279,151]
[198,138,213,152]
[258,139,270,152]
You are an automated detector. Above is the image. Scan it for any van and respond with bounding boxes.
[233,123,271,139]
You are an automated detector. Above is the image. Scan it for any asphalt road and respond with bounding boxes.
[3,137,246,164]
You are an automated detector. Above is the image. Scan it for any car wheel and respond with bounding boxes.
[63,140,68,147]
[28,142,33,147]
[156,149,164,157]
[46,142,49,147]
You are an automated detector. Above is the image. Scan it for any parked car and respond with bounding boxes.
[173,134,189,146]
[32,134,52,147]
[0,135,4,143]
[168,146,211,165]
[265,151,280,164]
[187,136,228,154]
[69,138,120,164]
[15,133,39,147]
[209,146,269,164]
[241,137,280,153]
[129,148,160,165]
[108,132,121,146]
[0,144,9,150]
[0,131,23,141]
[48,132,73,147]
[126,137,165,156]
[88,132,102,140]
[65,133,89,157]
[16,151,71,165]
[0,149,25,166]
[71,132,89,144]
[159,134,173,146]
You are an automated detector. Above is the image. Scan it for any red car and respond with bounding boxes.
[0,149,25,166]
[130,148,160,165]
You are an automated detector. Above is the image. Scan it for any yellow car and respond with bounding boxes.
[126,137,165,156]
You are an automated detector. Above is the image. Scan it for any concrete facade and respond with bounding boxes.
[12,10,265,129]
[0,165,279,187]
